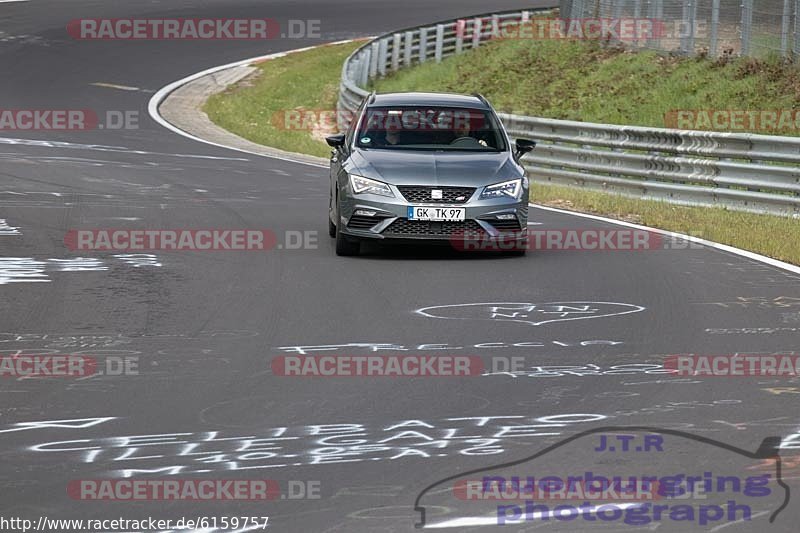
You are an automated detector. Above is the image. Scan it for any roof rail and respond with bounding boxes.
[471,93,490,107]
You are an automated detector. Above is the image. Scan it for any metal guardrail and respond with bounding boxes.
[502,114,800,215]
[337,8,555,128]
[338,7,800,216]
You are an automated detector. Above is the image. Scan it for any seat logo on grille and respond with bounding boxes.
[431,189,443,200]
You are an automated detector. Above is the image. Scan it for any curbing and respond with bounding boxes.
[147,40,367,168]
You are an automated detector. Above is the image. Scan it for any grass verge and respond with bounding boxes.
[532,184,800,265]
[371,38,800,134]
[204,39,799,265]
[204,40,363,158]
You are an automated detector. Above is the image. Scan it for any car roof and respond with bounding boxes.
[369,92,490,110]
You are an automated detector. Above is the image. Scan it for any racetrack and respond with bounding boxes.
[1,1,800,531]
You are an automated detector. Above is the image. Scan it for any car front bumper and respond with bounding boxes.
[338,185,529,243]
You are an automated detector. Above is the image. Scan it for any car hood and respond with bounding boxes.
[350,149,518,186]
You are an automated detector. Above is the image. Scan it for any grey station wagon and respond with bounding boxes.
[326,92,535,256]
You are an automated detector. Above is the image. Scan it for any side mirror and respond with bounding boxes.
[514,138,536,159]
[326,133,346,149]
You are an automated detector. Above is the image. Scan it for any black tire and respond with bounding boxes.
[508,239,527,257]
[335,192,360,256]
[336,231,360,256]
[328,189,337,238]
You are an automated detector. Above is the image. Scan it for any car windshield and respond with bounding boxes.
[355,106,506,151]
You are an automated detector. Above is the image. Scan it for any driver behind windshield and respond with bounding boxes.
[357,107,502,150]
[451,121,488,147]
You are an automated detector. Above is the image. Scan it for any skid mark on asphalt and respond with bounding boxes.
[0,255,161,285]
[0,219,21,235]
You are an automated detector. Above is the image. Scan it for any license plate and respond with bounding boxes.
[407,206,466,222]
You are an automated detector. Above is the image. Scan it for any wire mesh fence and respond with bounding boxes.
[562,0,800,58]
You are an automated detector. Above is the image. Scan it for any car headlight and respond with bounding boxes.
[349,174,394,197]
[480,178,523,200]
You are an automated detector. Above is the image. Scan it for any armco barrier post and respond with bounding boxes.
[611,0,624,46]
[368,41,379,78]
[682,0,689,53]
[352,53,361,88]
[795,0,800,55]
[378,38,388,76]
[472,17,482,49]
[741,0,753,56]
[710,0,720,57]
[611,0,622,19]
[359,50,370,86]
[680,0,691,53]
[655,0,664,48]
[391,33,401,71]
[404,31,413,66]
[633,0,642,47]
[782,0,792,56]
[645,0,655,48]
[419,27,428,63]
[434,24,444,62]
[570,0,583,19]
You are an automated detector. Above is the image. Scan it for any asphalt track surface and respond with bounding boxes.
[1,1,800,532]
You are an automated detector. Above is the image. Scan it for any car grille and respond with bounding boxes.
[347,215,388,230]
[397,186,475,204]
[487,218,522,231]
[382,219,485,238]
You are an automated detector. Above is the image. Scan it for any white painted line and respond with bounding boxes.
[147,39,366,169]
[0,137,248,160]
[0,219,21,235]
[530,203,800,275]
[91,82,142,92]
